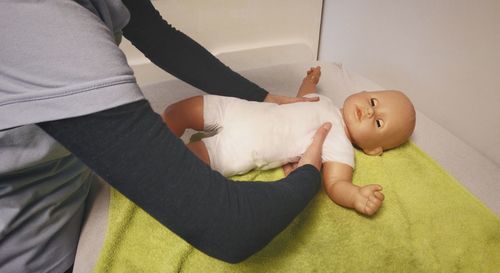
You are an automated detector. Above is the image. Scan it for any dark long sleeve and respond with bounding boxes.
[121,0,268,102]
[38,100,321,263]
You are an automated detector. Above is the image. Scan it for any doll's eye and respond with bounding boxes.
[370,98,378,107]
[376,119,384,128]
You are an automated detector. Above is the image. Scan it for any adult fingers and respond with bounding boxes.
[296,96,319,103]
[264,94,319,105]
[297,122,332,171]
[277,95,319,104]
[282,162,298,176]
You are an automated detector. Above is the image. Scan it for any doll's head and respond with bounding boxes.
[342,90,416,155]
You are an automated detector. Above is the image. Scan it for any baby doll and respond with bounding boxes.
[162,67,416,216]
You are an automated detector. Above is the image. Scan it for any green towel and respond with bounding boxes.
[95,142,500,272]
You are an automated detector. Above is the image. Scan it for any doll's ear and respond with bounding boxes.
[363,146,383,156]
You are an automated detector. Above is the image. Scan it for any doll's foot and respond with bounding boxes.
[305,66,321,85]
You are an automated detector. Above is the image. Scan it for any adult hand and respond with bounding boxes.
[297,122,332,171]
[264,93,319,105]
[282,162,299,177]
[282,123,331,176]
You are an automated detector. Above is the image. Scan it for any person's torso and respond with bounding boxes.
[0,0,130,271]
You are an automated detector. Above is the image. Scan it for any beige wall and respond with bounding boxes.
[122,0,322,86]
[319,0,500,166]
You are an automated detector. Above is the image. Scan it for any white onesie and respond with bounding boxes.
[202,94,354,176]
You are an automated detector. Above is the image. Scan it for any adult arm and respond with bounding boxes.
[38,100,322,263]
[121,0,268,102]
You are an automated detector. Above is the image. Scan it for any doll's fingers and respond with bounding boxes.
[364,205,379,216]
[367,184,382,190]
[363,185,382,195]
[364,205,376,216]
[365,196,382,213]
[367,196,381,207]
[374,191,385,201]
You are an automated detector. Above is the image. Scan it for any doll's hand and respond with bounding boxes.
[353,185,385,216]
[264,93,319,105]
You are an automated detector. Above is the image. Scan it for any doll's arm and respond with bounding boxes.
[322,161,385,216]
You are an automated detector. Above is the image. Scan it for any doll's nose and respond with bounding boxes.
[366,107,374,117]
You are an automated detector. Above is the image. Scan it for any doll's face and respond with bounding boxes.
[342,90,415,155]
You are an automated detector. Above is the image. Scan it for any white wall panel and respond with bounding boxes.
[319,0,500,166]
[121,0,323,86]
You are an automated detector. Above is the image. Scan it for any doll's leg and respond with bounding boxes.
[187,141,210,165]
[162,96,210,165]
[162,96,205,137]
[296,66,321,97]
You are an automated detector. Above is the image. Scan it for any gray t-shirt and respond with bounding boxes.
[0,0,143,272]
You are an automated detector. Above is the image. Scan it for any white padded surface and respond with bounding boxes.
[73,61,500,272]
